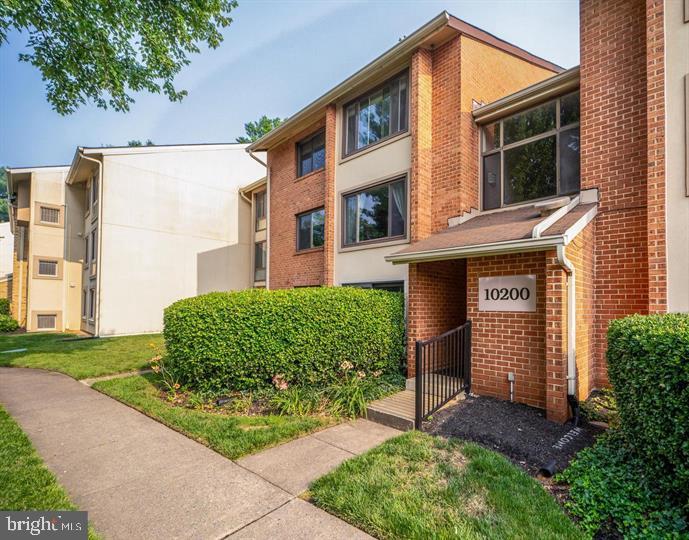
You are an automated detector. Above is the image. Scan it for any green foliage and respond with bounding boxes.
[0,298,10,316]
[559,431,687,538]
[0,167,8,222]
[236,115,284,143]
[1,1,237,114]
[127,139,155,147]
[0,314,18,333]
[163,287,405,394]
[607,314,689,503]
[270,386,323,416]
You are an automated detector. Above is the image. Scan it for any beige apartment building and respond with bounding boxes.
[7,144,265,335]
[7,165,76,331]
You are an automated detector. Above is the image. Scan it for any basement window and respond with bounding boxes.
[481,91,580,210]
[36,314,56,330]
[344,281,404,293]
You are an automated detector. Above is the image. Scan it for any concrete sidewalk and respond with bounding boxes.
[0,367,399,539]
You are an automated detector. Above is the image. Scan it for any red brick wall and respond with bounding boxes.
[407,259,466,377]
[268,118,327,288]
[645,0,666,313]
[545,250,568,422]
[467,252,547,411]
[323,105,337,286]
[580,0,650,386]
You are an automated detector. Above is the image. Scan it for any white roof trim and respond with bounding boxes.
[82,143,248,156]
[532,196,580,239]
[6,165,70,174]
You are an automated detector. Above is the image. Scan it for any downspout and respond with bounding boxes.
[248,150,269,288]
[556,244,579,425]
[79,153,103,337]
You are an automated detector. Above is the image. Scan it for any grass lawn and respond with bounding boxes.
[0,332,163,379]
[93,373,334,459]
[0,405,99,539]
[309,431,584,540]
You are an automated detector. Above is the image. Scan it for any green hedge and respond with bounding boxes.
[0,314,18,333]
[0,298,10,316]
[164,287,405,393]
[607,313,689,505]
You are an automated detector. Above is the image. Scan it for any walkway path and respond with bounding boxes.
[0,367,400,539]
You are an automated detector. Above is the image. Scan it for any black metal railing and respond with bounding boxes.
[415,320,471,429]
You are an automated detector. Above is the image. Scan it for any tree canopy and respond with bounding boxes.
[0,168,9,222]
[0,1,237,114]
[127,140,155,147]
[236,116,285,144]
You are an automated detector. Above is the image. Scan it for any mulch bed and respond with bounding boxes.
[426,395,604,477]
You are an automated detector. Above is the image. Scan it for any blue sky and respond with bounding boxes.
[0,0,579,167]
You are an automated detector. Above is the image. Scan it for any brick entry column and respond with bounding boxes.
[545,250,569,422]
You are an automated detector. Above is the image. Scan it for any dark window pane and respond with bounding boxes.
[398,76,408,131]
[358,97,370,149]
[367,90,384,144]
[345,196,357,245]
[482,153,501,210]
[503,102,556,145]
[298,213,312,250]
[483,123,500,151]
[504,136,556,205]
[312,133,325,171]
[372,281,404,293]
[254,242,266,281]
[389,180,406,237]
[312,209,325,247]
[559,127,580,194]
[346,105,357,155]
[560,92,580,127]
[358,185,388,241]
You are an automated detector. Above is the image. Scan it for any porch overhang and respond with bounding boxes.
[386,198,598,265]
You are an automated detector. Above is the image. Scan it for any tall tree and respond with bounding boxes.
[127,140,155,147]
[236,116,284,144]
[0,168,9,222]
[0,1,237,114]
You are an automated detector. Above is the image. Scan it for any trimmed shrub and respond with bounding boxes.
[559,431,687,538]
[607,314,689,504]
[164,287,405,393]
[0,314,18,333]
[0,298,10,316]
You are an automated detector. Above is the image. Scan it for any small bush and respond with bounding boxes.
[0,298,10,316]
[164,287,405,393]
[559,431,687,538]
[0,314,19,333]
[607,314,689,504]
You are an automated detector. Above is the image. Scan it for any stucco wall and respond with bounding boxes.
[97,146,265,336]
[0,222,14,277]
[666,0,689,313]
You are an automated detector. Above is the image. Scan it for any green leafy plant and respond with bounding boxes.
[148,346,180,397]
[0,314,19,333]
[0,298,10,316]
[270,387,323,416]
[607,314,689,504]
[558,431,687,538]
[163,287,405,394]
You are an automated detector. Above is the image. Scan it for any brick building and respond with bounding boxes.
[247,3,687,422]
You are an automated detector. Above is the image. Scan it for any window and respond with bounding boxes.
[40,206,60,224]
[343,177,407,246]
[36,314,56,330]
[345,281,404,293]
[254,191,267,231]
[90,230,97,262]
[481,91,580,210]
[82,289,87,318]
[344,71,408,156]
[38,260,58,277]
[297,208,325,251]
[84,236,89,265]
[254,241,266,282]
[90,176,99,208]
[297,131,325,177]
[88,287,96,320]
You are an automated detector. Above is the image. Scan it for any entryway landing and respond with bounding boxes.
[366,374,466,431]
